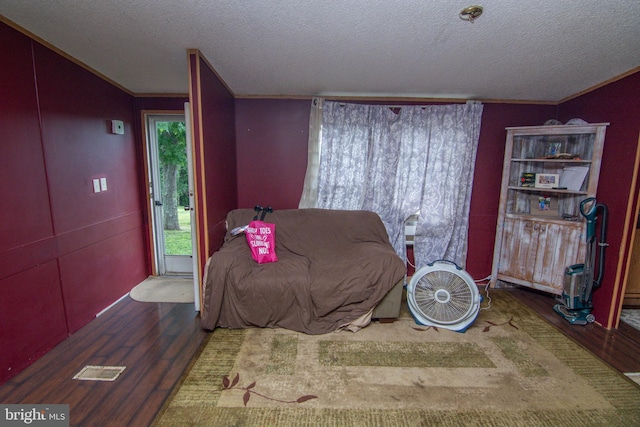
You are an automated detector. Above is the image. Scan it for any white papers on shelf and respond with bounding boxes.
[559,166,589,191]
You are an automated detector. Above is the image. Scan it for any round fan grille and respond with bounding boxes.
[413,270,474,324]
[407,260,481,331]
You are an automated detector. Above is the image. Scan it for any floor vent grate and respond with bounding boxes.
[73,365,126,381]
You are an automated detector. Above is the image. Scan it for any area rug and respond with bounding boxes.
[129,276,194,303]
[154,290,640,426]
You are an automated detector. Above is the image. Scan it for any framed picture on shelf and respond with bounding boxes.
[534,173,559,188]
[529,195,558,216]
[545,140,564,157]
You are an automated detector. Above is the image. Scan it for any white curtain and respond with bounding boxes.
[299,99,483,269]
[299,97,324,208]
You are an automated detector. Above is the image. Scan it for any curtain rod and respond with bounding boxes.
[318,96,482,107]
[334,102,483,108]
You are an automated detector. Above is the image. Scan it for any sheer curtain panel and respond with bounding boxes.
[299,97,323,209]
[299,100,483,269]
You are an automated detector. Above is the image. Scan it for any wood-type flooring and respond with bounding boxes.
[0,288,638,426]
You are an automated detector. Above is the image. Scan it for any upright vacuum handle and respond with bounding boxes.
[580,197,598,238]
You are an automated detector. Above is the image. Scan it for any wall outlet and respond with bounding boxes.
[100,177,107,191]
[92,179,101,193]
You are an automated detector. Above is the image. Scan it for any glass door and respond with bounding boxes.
[146,114,194,275]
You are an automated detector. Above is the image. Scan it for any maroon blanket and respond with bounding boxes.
[200,208,406,334]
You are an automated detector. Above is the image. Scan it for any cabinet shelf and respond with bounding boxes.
[511,158,592,164]
[505,212,584,226]
[507,186,588,195]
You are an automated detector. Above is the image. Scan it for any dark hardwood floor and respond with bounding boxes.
[0,297,207,427]
[509,287,640,373]
[0,288,638,427]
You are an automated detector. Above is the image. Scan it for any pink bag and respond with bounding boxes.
[245,207,278,264]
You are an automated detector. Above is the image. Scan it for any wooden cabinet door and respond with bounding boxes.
[533,222,585,294]
[497,217,537,282]
[497,217,584,295]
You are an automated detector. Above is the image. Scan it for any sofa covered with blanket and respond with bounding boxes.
[200,208,406,334]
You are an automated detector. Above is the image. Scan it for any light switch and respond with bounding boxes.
[93,179,101,193]
[100,177,107,191]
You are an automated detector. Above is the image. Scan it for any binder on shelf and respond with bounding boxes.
[559,166,589,191]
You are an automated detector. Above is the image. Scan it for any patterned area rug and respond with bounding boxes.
[154,291,640,426]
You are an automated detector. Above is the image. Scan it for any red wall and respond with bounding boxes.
[466,103,557,278]
[187,53,238,272]
[558,71,640,327]
[198,58,238,254]
[235,99,310,210]
[234,99,556,279]
[0,22,148,384]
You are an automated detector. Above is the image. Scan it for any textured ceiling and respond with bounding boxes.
[1,1,639,102]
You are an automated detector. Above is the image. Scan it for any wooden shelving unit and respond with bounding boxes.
[491,123,608,295]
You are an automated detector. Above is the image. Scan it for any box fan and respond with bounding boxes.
[407,260,481,332]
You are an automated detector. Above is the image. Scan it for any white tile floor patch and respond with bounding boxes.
[73,365,126,381]
[620,309,640,331]
[624,372,640,386]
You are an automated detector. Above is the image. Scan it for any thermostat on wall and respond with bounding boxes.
[111,120,124,135]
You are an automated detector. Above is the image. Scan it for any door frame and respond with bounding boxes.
[141,106,201,309]
[615,131,640,327]
[145,112,193,275]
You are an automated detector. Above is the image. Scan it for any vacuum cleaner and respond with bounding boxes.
[553,197,608,325]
